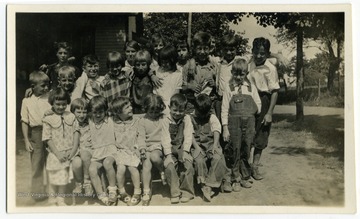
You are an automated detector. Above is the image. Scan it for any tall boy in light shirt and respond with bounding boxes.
[21,71,52,203]
[247,37,280,180]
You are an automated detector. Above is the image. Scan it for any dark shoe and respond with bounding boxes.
[252,165,264,180]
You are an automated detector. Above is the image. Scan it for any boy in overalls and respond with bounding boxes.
[221,58,261,191]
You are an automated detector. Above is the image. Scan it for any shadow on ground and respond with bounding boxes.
[271,113,344,162]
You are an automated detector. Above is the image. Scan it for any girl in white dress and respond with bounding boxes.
[42,88,77,206]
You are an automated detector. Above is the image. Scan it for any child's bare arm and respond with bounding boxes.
[69,131,80,160]
[21,122,33,152]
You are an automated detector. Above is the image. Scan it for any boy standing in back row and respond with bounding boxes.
[248,37,280,180]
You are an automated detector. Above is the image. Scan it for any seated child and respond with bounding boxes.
[72,54,104,102]
[131,50,154,114]
[221,58,261,191]
[42,88,78,206]
[87,96,118,205]
[191,94,232,202]
[70,98,94,196]
[111,97,142,206]
[137,94,167,206]
[20,71,51,203]
[161,93,195,204]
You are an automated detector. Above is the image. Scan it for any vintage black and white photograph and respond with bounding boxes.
[6,4,355,214]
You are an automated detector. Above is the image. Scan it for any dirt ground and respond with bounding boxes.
[13,105,344,208]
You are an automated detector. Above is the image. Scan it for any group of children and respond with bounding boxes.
[20,31,281,206]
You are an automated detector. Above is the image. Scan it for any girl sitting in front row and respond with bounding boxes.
[137,94,167,206]
[42,88,78,206]
[70,98,94,196]
[111,96,142,206]
[88,96,118,206]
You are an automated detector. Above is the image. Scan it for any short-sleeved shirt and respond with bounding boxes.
[74,120,92,150]
[21,93,51,127]
[248,59,280,93]
[100,72,133,105]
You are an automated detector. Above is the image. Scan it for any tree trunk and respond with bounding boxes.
[326,39,341,92]
[295,28,304,122]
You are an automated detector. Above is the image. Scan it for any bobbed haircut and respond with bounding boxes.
[70,98,88,113]
[158,45,178,71]
[143,93,166,116]
[48,88,71,105]
[88,95,108,112]
[111,96,131,115]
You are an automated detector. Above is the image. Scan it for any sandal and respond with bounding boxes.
[118,193,131,204]
[142,192,151,206]
[108,186,118,205]
[128,194,141,206]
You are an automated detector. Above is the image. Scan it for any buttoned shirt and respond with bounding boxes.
[21,93,51,127]
[248,59,280,93]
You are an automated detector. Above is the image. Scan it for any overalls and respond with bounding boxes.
[192,116,231,188]
[227,83,257,181]
[164,119,195,199]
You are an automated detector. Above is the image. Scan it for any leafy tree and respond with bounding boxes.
[143,13,248,54]
[252,12,344,121]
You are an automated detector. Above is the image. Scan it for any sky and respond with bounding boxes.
[229,14,322,60]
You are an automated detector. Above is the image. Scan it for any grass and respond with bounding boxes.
[277,88,344,108]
